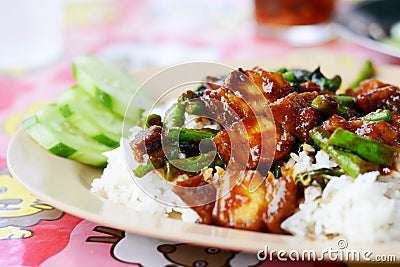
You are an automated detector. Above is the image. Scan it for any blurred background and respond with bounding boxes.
[1,0,400,77]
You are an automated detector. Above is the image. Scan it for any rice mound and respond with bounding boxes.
[281,147,400,242]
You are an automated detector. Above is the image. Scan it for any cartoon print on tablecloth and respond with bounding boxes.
[39,221,347,267]
[86,225,125,244]
[40,220,133,267]
[0,173,64,240]
[109,231,263,267]
[89,225,349,267]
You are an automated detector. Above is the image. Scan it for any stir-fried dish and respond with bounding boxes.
[130,61,399,234]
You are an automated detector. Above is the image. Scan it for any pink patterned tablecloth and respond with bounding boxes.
[1,0,399,266]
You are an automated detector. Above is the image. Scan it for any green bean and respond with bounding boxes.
[349,59,376,89]
[281,72,297,83]
[213,158,225,169]
[133,160,164,178]
[144,114,162,128]
[296,168,343,188]
[185,99,207,115]
[362,110,392,122]
[310,127,378,178]
[328,128,398,165]
[165,152,223,180]
[179,140,199,154]
[169,151,216,173]
[332,95,357,109]
[166,127,218,142]
[271,161,285,178]
[274,67,288,73]
[164,102,186,127]
[163,90,199,127]
[311,95,358,119]
[164,161,184,181]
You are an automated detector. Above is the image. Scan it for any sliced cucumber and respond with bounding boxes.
[72,55,148,124]
[22,104,110,167]
[57,85,123,148]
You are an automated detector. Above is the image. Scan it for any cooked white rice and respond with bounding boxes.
[281,147,400,242]
[90,131,400,242]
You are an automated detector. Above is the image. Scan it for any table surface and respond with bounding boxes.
[1,0,400,266]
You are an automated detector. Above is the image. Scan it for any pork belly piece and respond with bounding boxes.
[241,67,295,102]
[213,170,299,233]
[321,114,360,132]
[270,91,325,143]
[130,125,164,163]
[213,170,268,231]
[298,81,321,92]
[174,173,216,224]
[351,78,400,113]
[351,78,389,95]
[200,68,290,125]
[175,169,300,234]
[201,87,253,125]
[392,113,400,128]
[214,116,294,171]
[263,174,299,234]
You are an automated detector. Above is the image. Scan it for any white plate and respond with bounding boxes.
[7,54,400,261]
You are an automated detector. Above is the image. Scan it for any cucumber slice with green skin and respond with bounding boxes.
[22,104,110,167]
[57,85,122,148]
[72,55,147,124]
